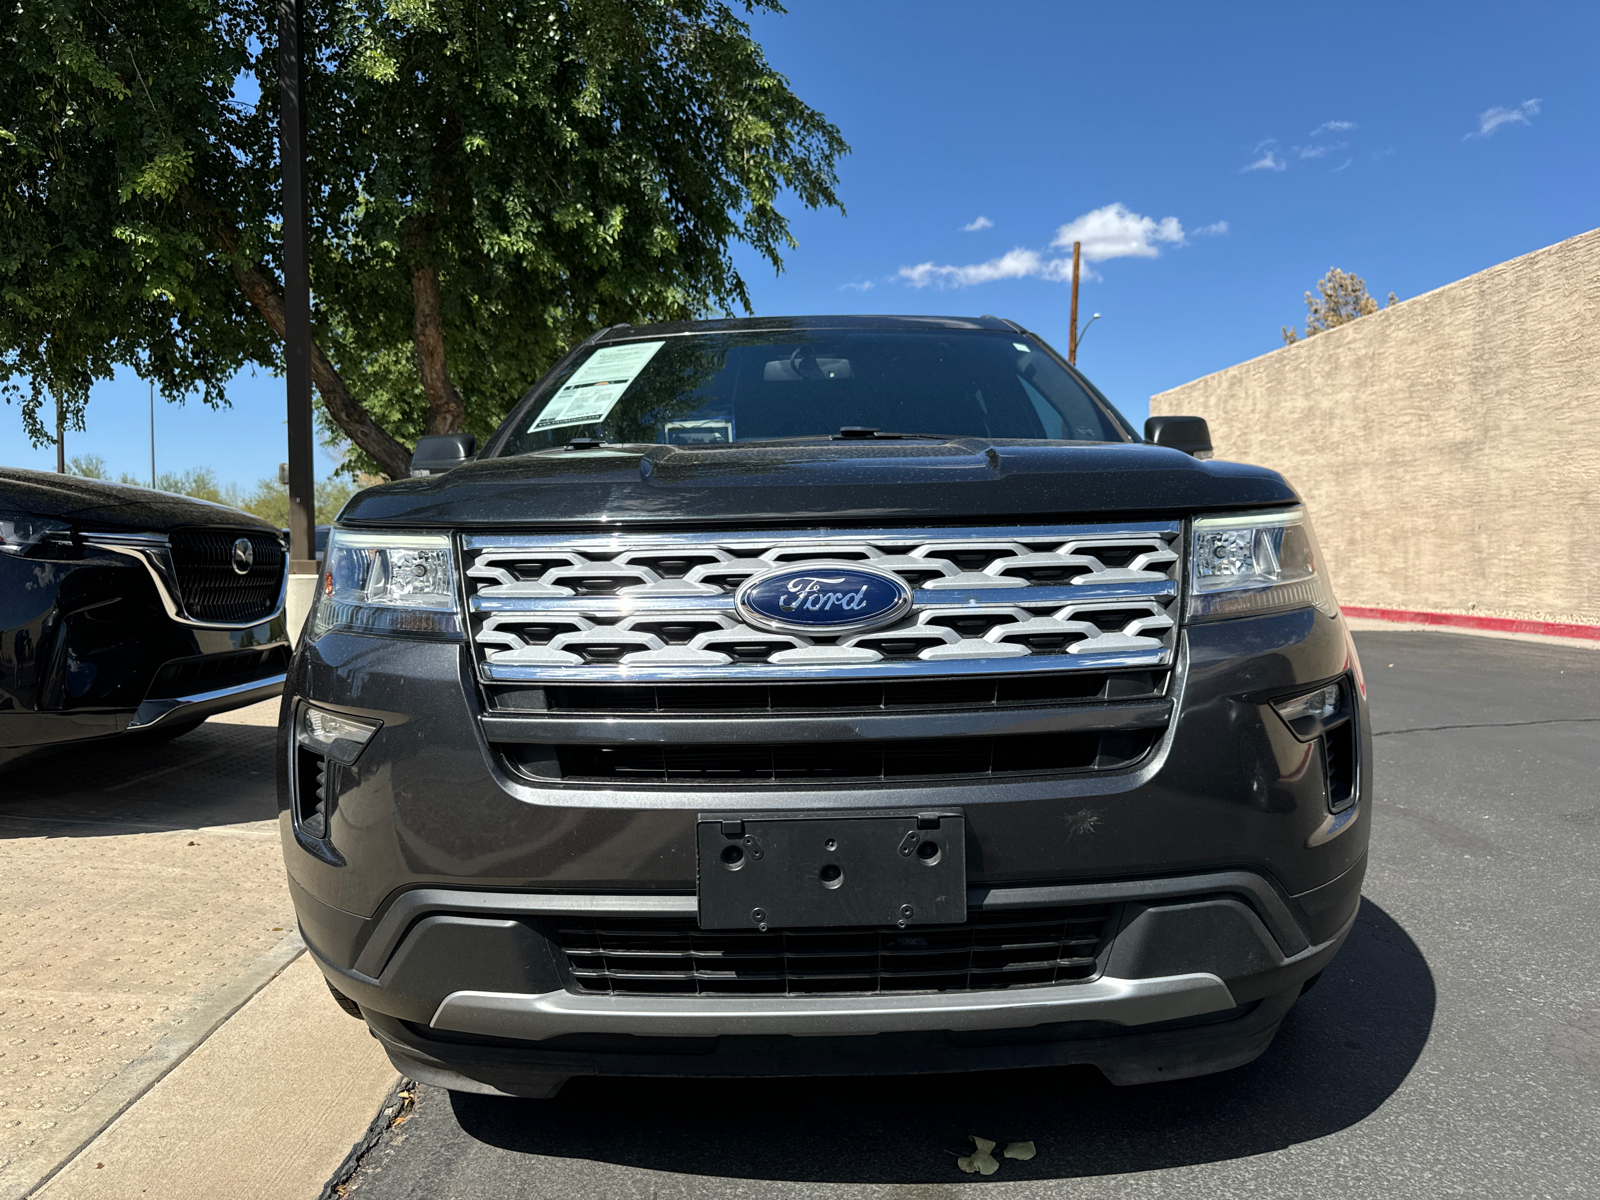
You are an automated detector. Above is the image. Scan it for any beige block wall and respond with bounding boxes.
[1151,227,1600,627]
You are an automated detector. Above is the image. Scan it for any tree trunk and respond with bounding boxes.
[230,262,414,481]
[406,219,467,436]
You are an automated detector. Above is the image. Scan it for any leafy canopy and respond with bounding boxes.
[2,0,847,478]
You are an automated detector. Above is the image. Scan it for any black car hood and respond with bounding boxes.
[340,439,1298,529]
[0,467,280,533]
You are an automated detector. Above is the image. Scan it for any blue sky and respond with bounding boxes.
[7,0,1596,485]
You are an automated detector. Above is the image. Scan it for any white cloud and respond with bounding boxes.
[1332,157,1354,173]
[1243,149,1286,172]
[1311,120,1357,136]
[961,215,994,232]
[1297,140,1348,160]
[899,203,1194,289]
[1193,220,1229,237]
[1050,203,1185,261]
[1468,98,1542,138]
[839,280,875,292]
[899,248,1071,289]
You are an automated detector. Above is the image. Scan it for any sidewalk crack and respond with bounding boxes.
[1374,716,1600,737]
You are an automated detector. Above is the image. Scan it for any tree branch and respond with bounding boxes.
[406,217,466,435]
[230,261,414,480]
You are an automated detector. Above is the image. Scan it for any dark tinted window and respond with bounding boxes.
[497,329,1130,455]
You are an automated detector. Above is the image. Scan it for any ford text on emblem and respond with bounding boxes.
[231,537,255,575]
[735,562,914,636]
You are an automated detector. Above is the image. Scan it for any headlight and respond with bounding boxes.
[1189,507,1338,622]
[0,512,72,556]
[309,530,463,640]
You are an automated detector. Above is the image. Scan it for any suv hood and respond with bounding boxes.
[0,467,280,533]
[340,439,1297,528]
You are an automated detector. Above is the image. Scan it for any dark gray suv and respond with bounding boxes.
[280,316,1370,1097]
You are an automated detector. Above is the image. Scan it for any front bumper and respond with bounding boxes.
[128,671,288,730]
[281,603,1371,1083]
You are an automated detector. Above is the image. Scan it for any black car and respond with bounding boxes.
[1,469,291,769]
[281,315,1370,1097]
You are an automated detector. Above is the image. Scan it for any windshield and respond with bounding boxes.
[496,329,1132,454]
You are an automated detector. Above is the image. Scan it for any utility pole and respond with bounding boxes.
[1068,241,1082,365]
[149,381,157,487]
[280,0,317,577]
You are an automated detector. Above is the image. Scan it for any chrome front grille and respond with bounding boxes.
[463,523,1181,682]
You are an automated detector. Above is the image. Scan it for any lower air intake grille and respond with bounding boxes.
[168,529,286,624]
[555,906,1116,997]
[509,730,1157,784]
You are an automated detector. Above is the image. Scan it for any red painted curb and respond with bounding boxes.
[1342,605,1600,643]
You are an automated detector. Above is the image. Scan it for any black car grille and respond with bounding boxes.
[533,730,1156,784]
[555,905,1115,997]
[168,529,285,624]
[146,645,291,699]
[488,670,1164,713]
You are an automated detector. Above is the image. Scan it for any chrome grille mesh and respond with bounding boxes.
[463,523,1181,681]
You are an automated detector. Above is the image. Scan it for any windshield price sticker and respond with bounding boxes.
[529,341,666,433]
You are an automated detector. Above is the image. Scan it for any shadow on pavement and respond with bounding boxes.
[0,720,279,838]
[447,900,1433,1183]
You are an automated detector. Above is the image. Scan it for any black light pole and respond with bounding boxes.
[279,0,317,576]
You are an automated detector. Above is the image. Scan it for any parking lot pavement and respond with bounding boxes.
[329,630,1600,1200]
[0,699,391,1200]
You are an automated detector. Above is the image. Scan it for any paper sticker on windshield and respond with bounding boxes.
[529,341,666,433]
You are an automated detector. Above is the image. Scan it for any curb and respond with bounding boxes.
[1343,605,1600,644]
[317,1078,417,1199]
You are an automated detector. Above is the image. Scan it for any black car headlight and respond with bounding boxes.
[309,529,463,640]
[1189,506,1339,622]
[0,512,73,557]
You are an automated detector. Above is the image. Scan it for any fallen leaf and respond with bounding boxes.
[1003,1141,1036,1160]
[957,1135,1000,1175]
[96,1163,104,1170]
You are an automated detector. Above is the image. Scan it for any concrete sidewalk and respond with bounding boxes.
[34,955,397,1200]
[1,702,395,1199]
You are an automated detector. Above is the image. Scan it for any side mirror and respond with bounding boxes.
[1144,415,1213,459]
[409,433,477,477]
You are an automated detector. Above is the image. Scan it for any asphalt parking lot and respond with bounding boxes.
[330,629,1600,1199]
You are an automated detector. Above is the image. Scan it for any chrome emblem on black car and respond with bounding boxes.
[734,562,914,636]
[231,537,255,575]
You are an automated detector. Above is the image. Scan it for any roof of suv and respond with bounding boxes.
[595,314,1021,341]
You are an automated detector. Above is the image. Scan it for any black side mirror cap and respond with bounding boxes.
[1144,415,1213,459]
[409,433,477,477]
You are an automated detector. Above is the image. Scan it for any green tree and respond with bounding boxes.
[71,450,356,521]
[235,475,361,526]
[1282,268,1398,345]
[2,0,847,478]
[68,453,111,479]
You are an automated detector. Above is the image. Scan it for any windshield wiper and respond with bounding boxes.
[832,427,950,441]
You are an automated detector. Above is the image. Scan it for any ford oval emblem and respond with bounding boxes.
[735,562,914,636]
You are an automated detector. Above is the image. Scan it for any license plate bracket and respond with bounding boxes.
[696,810,966,930]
